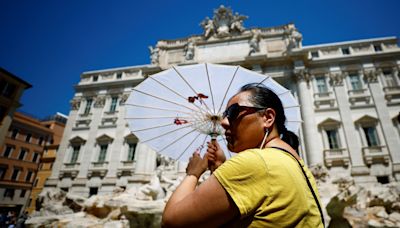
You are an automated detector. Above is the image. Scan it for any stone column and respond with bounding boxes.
[78,96,104,178]
[105,99,126,179]
[47,98,81,183]
[329,71,371,181]
[294,68,322,166]
[364,67,400,181]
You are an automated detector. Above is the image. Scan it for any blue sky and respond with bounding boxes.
[1,0,399,119]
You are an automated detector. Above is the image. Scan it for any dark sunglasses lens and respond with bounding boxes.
[223,104,239,122]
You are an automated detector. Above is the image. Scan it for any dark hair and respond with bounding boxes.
[239,83,299,151]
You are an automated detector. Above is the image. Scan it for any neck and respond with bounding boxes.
[261,136,280,148]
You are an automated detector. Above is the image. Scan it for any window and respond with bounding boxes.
[98,145,108,162]
[377,176,389,184]
[11,128,18,139]
[38,137,44,145]
[1,82,16,98]
[11,169,20,181]
[342,47,350,55]
[89,187,98,197]
[71,145,80,163]
[383,69,397,87]
[25,171,33,182]
[363,127,379,147]
[326,130,340,149]
[18,149,27,160]
[311,51,319,58]
[374,45,382,52]
[33,178,39,187]
[93,76,98,82]
[349,73,362,90]
[20,190,26,198]
[0,167,7,179]
[61,187,69,192]
[116,72,122,79]
[109,97,118,112]
[25,133,32,143]
[4,188,14,198]
[127,143,137,161]
[84,98,93,115]
[32,153,39,163]
[3,145,13,157]
[315,76,328,93]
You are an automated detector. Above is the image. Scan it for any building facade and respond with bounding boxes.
[46,6,400,197]
[26,113,67,213]
[0,112,54,215]
[0,68,32,147]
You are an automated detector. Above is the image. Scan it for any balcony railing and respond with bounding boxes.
[88,161,108,178]
[383,86,400,103]
[116,160,136,177]
[347,89,371,106]
[314,92,336,109]
[324,148,350,167]
[362,145,390,165]
[60,162,80,179]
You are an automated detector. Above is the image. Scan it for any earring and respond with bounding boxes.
[259,128,269,149]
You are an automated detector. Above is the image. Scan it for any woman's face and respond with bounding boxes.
[221,91,266,153]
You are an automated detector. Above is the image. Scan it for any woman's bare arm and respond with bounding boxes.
[162,152,239,227]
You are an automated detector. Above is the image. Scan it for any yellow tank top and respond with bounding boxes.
[213,148,323,227]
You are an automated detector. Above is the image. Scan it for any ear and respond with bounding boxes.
[261,108,276,129]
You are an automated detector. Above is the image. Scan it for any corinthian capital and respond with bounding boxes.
[363,69,379,83]
[94,96,106,108]
[119,94,129,105]
[70,98,81,110]
[294,68,310,82]
[329,72,344,86]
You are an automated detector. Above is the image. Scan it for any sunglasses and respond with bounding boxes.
[222,103,266,122]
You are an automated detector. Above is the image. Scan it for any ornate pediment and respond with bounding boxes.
[200,5,248,39]
[318,118,341,127]
[124,133,138,143]
[355,115,378,124]
[96,134,114,144]
[69,136,86,145]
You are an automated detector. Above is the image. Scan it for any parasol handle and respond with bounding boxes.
[210,132,218,141]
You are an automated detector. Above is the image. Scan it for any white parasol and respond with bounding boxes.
[125,63,301,162]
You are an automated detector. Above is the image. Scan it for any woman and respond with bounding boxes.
[162,83,324,227]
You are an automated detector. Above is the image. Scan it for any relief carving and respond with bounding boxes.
[70,98,81,110]
[329,72,344,86]
[200,5,248,39]
[94,96,106,108]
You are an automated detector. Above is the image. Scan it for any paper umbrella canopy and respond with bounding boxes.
[125,63,301,162]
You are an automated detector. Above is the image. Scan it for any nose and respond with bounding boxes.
[221,116,230,130]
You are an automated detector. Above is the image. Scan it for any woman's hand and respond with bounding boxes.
[186,151,208,179]
[207,140,226,172]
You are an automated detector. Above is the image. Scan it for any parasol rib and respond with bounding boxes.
[141,124,194,143]
[176,132,203,160]
[147,76,210,116]
[286,120,303,123]
[131,123,176,132]
[159,128,198,152]
[283,104,301,109]
[172,66,213,114]
[132,88,197,112]
[217,66,240,114]
[125,103,192,115]
[205,63,216,114]
[126,116,193,120]
[277,90,291,96]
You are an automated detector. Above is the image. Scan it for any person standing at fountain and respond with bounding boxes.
[162,83,324,227]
